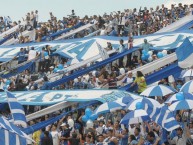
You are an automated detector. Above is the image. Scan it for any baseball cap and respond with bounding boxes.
[60,122,67,126]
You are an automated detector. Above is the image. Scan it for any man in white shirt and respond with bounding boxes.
[118,13,126,36]
[28,47,37,61]
[34,10,38,28]
[169,127,187,145]
[123,71,134,85]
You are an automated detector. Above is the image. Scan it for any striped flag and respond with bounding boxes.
[145,104,180,131]
[0,116,33,145]
[96,41,111,73]
[6,91,27,128]
[175,37,193,68]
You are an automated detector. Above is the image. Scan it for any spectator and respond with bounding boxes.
[103,129,118,145]
[41,131,53,145]
[118,39,126,68]
[131,71,147,93]
[96,134,104,145]
[144,131,162,145]
[38,47,45,72]
[50,124,60,145]
[60,123,71,145]
[69,132,81,145]
[169,127,187,145]
[128,134,137,145]
[15,48,26,64]
[141,39,153,52]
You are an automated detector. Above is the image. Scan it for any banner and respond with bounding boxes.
[175,38,193,68]
[156,14,193,33]
[2,29,36,46]
[96,41,111,73]
[1,30,193,62]
[0,61,34,78]
[0,90,135,105]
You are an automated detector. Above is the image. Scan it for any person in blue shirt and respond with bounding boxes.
[40,76,50,90]
[16,48,26,64]
[134,127,141,142]
[108,27,117,36]
[128,134,137,145]
[118,39,126,68]
[104,129,118,145]
[60,123,71,145]
[141,39,153,53]
[40,128,53,145]
[144,131,164,145]
[96,134,104,145]
[73,77,85,89]
[170,114,184,139]
[116,129,129,145]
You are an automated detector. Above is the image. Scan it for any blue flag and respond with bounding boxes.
[6,91,27,128]
[175,38,193,68]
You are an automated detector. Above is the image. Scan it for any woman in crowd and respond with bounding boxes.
[131,71,147,94]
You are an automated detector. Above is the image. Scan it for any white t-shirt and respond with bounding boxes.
[125,77,133,84]
[100,29,106,36]
[28,50,37,60]
[27,134,33,144]
[51,131,59,145]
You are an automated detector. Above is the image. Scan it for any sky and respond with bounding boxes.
[0,0,192,22]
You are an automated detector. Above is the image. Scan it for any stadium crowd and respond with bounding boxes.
[0,3,193,44]
[0,2,193,145]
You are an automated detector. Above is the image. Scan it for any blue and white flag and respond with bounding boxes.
[6,91,27,128]
[0,129,26,145]
[96,41,109,60]
[0,117,33,145]
[145,105,180,131]
[175,37,193,68]
[96,41,111,73]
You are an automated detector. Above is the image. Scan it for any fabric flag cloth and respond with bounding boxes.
[96,41,111,73]
[120,114,150,125]
[6,91,27,128]
[96,41,109,60]
[114,96,140,105]
[126,97,160,110]
[140,84,177,97]
[165,92,193,104]
[168,100,193,111]
[182,69,193,78]
[180,80,193,93]
[120,110,150,125]
[126,97,179,131]
[145,105,180,131]
[0,117,33,145]
[94,101,126,115]
[152,105,180,131]
[175,37,193,68]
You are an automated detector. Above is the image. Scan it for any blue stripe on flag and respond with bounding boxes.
[0,129,6,145]
[176,38,193,62]
[6,91,27,127]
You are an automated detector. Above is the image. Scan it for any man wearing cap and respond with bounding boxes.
[60,122,70,145]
